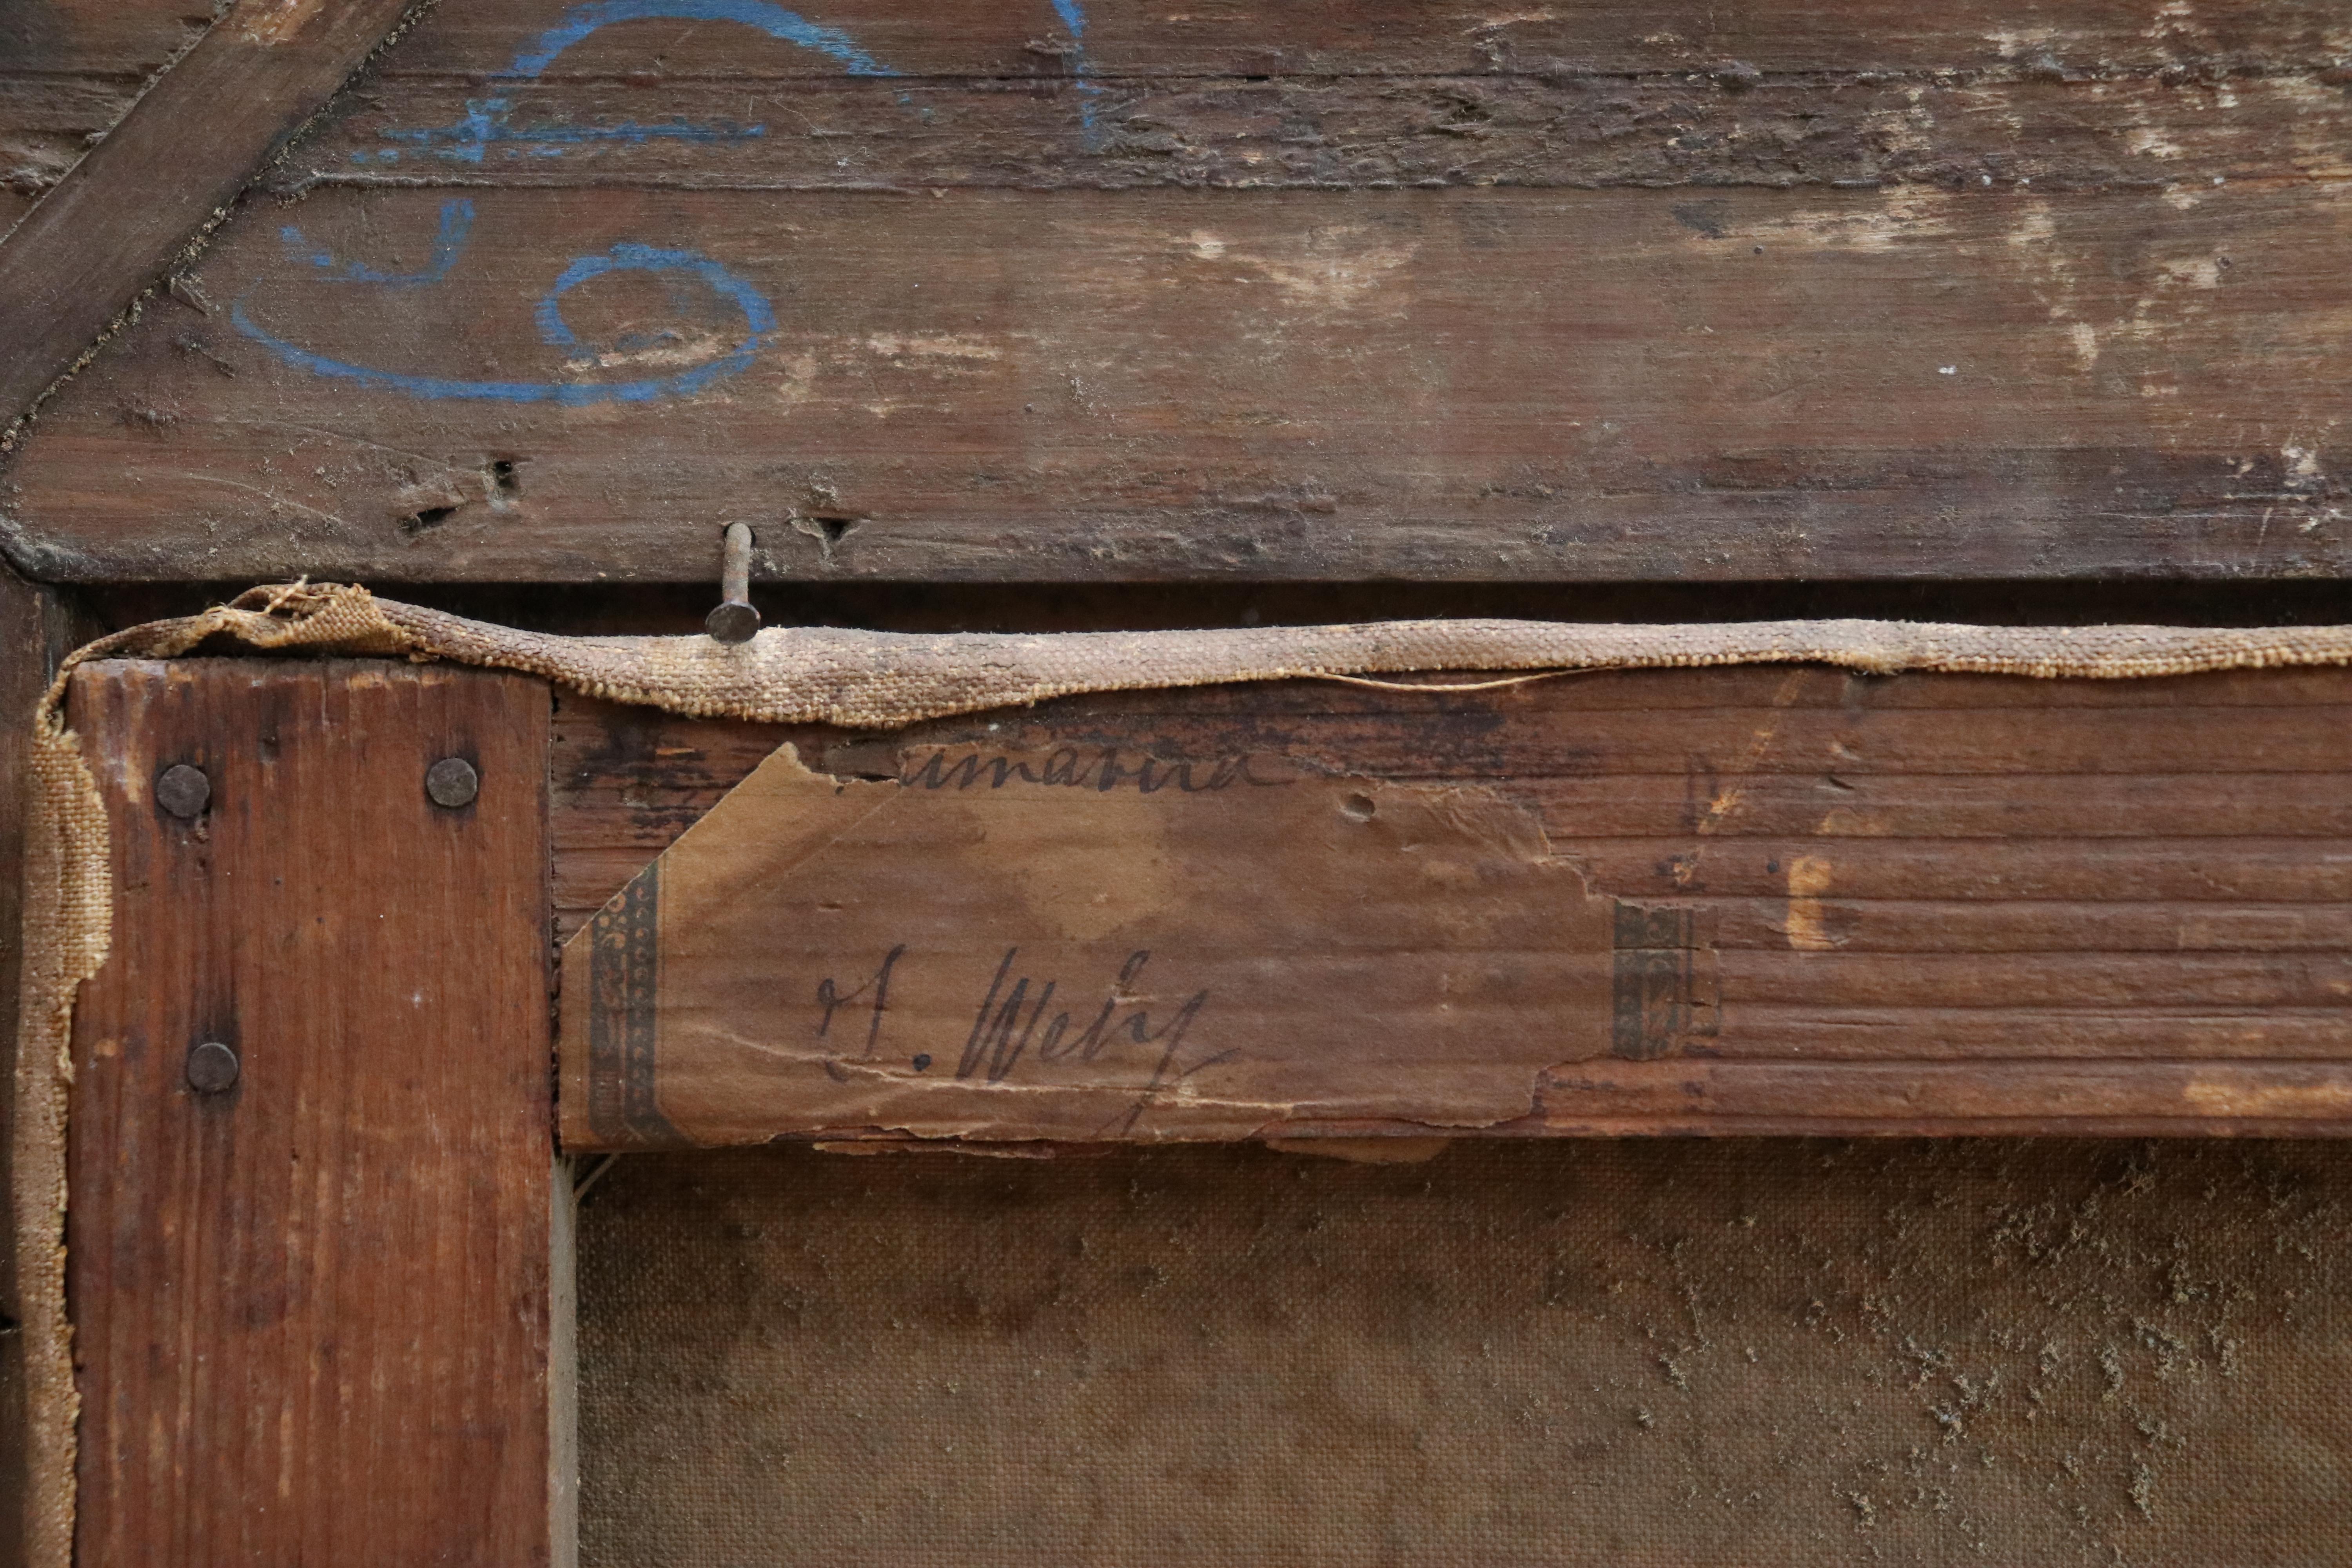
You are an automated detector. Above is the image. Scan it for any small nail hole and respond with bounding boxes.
[1341,792,1376,821]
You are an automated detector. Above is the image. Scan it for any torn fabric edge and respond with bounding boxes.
[18,578,2352,1566]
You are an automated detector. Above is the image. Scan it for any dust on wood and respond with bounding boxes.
[3,0,2347,583]
[577,1138,2352,1564]
[0,0,426,438]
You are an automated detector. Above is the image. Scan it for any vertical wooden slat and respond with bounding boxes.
[64,658,559,1566]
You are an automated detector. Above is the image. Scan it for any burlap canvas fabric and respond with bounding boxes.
[582,1139,2352,1567]
[20,581,2352,1565]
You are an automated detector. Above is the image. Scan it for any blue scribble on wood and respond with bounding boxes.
[233,242,774,405]
[1047,0,1105,149]
[359,0,892,167]
[279,199,476,285]
[361,99,766,166]
[506,0,894,78]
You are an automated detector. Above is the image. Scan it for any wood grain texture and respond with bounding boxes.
[551,664,2352,1136]
[0,0,426,434]
[254,0,2352,198]
[0,0,196,231]
[358,0,2352,78]
[64,659,560,1567]
[3,0,2347,584]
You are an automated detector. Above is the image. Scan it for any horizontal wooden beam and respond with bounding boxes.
[4,0,2346,584]
[548,662,2352,1143]
[11,181,2347,583]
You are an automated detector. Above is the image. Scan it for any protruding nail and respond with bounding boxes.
[706,523,761,644]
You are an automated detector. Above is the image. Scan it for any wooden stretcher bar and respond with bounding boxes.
[46,643,2352,1562]
[548,660,2352,1142]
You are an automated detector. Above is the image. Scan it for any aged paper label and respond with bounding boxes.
[559,744,1636,1149]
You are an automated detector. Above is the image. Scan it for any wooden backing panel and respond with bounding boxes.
[278,74,2350,193]
[0,1,208,77]
[8,176,2346,584]
[1563,841,2352,902]
[1710,951,2352,1009]
[0,0,209,228]
[0,0,423,432]
[1675,900,2352,954]
[1082,704,2352,777]
[64,659,559,1567]
[0,79,134,236]
[1688,1005,2352,1060]
[332,0,2352,78]
[547,670,2352,1127]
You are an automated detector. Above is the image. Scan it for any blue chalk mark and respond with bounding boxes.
[1046,0,1105,149]
[506,0,894,78]
[279,199,475,287]
[375,96,767,165]
[232,241,772,405]
[360,1,894,166]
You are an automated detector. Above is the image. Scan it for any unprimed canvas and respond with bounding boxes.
[22,581,2352,1567]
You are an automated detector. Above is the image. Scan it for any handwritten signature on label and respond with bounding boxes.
[900,748,1293,794]
[236,0,1098,402]
[817,946,1230,1135]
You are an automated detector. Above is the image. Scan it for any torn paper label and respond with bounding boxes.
[558,743,1634,1149]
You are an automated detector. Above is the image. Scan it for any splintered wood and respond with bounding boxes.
[552,662,2352,1145]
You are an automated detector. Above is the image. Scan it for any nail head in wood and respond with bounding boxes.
[185,1041,240,1094]
[707,522,760,644]
[425,756,479,809]
[156,762,210,820]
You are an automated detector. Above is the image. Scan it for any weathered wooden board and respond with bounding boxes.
[3,0,2347,583]
[9,179,2348,583]
[359,0,2352,78]
[0,1,195,232]
[0,0,430,435]
[549,663,2352,1141]
[64,659,566,1566]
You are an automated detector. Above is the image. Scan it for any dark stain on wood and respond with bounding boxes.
[1611,902,1719,1061]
